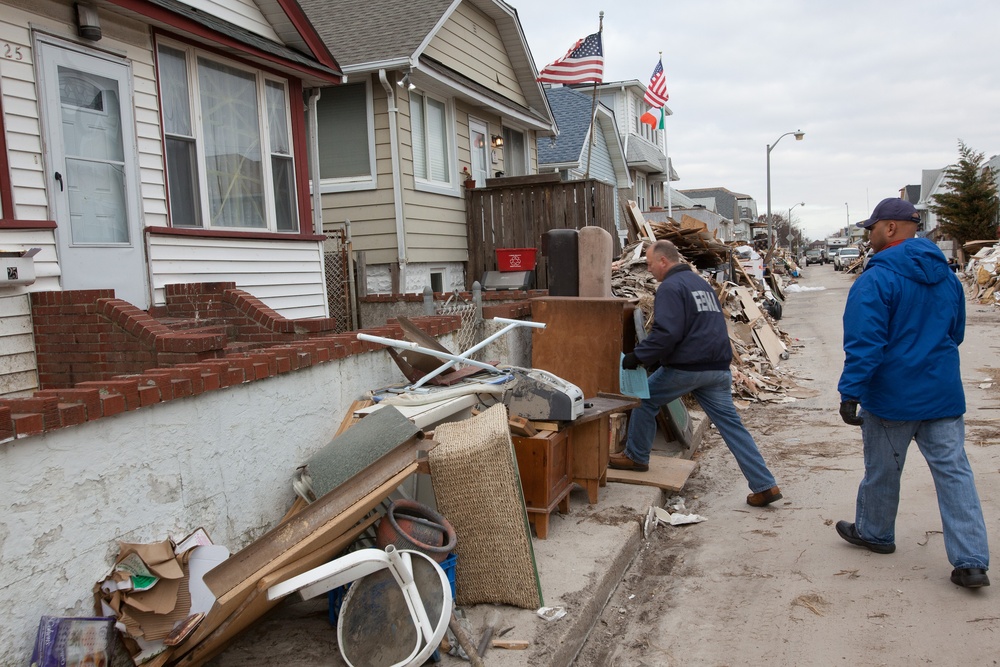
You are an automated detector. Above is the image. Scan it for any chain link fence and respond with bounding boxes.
[434,289,482,359]
[324,229,355,333]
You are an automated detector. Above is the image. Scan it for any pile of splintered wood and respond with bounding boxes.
[612,239,799,402]
[963,242,1000,307]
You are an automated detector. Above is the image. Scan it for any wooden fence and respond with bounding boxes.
[465,174,619,290]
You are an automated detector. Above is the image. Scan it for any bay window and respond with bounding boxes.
[157,42,298,232]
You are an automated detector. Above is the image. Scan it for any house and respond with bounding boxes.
[572,80,676,212]
[536,86,630,240]
[298,0,558,295]
[680,187,758,242]
[915,167,948,236]
[0,0,342,395]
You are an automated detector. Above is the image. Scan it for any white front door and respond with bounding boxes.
[36,38,148,307]
[469,119,489,187]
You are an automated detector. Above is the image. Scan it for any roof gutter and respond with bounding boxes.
[379,69,408,275]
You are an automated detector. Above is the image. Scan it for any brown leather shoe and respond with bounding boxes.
[746,486,783,507]
[608,452,649,472]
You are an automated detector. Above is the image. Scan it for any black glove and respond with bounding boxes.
[839,400,864,426]
[622,352,640,370]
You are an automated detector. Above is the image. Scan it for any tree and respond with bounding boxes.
[929,140,999,245]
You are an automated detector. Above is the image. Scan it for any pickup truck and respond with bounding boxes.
[834,247,860,271]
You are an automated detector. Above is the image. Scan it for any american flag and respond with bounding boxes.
[643,58,669,108]
[537,32,604,84]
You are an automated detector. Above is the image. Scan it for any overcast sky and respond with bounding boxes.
[513,0,1000,241]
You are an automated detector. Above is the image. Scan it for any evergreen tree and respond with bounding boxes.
[929,141,999,245]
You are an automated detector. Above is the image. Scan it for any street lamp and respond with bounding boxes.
[845,202,850,231]
[766,129,805,250]
[787,202,805,249]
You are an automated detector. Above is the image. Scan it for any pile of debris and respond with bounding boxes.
[963,241,1000,306]
[612,238,799,402]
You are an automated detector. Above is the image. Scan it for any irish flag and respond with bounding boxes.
[640,107,665,129]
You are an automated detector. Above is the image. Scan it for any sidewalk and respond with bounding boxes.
[208,412,709,667]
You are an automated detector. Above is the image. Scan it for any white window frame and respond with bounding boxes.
[156,38,298,233]
[316,78,377,194]
[410,89,459,197]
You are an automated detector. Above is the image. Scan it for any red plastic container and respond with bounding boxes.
[496,247,537,272]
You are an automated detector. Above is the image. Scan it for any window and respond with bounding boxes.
[314,81,375,190]
[411,91,454,191]
[502,127,527,177]
[157,42,298,232]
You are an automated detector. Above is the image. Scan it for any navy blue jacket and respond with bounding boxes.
[634,264,731,371]
[838,237,965,420]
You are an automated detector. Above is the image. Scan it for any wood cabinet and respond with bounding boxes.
[530,297,636,397]
[512,428,573,539]
[568,394,639,504]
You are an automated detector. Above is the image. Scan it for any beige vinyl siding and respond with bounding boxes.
[424,3,527,108]
[148,235,328,318]
[400,91,466,264]
[0,293,37,396]
[175,0,280,42]
[320,77,399,264]
[0,2,168,227]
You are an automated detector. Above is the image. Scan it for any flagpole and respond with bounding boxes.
[658,52,672,221]
[584,11,603,181]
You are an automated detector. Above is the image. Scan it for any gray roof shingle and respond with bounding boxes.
[537,87,597,166]
[299,0,451,67]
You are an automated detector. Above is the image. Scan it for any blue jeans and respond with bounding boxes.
[855,410,989,570]
[624,367,777,493]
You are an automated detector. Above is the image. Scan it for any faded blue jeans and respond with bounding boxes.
[855,410,990,570]
[624,367,778,493]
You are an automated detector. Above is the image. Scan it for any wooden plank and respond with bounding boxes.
[627,201,656,242]
[605,455,697,491]
[171,463,418,663]
[752,324,787,366]
[172,513,380,667]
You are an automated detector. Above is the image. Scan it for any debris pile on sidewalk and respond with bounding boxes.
[612,237,799,402]
[963,242,1000,306]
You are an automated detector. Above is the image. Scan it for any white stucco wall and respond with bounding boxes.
[365,261,467,295]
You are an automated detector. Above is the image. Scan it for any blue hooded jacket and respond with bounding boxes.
[838,237,965,420]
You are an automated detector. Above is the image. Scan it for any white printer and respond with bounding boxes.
[505,367,585,421]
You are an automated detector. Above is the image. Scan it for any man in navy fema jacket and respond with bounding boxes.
[836,197,989,588]
[613,240,782,508]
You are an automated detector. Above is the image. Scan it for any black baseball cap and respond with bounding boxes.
[856,198,921,229]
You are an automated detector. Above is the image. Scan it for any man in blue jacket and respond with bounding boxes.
[612,240,782,507]
[837,197,990,588]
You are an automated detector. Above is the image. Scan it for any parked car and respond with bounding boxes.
[834,247,861,271]
[804,249,824,266]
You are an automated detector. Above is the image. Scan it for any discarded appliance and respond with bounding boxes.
[506,367,584,421]
[481,270,533,291]
[267,545,452,667]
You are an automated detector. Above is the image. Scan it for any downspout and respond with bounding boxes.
[379,69,407,291]
[306,87,330,317]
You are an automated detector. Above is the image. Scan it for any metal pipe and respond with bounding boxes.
[409,317,545,388]
[356,333,499,372]
[379,69,408,286]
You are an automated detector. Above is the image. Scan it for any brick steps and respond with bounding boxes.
[1,284,483,441]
